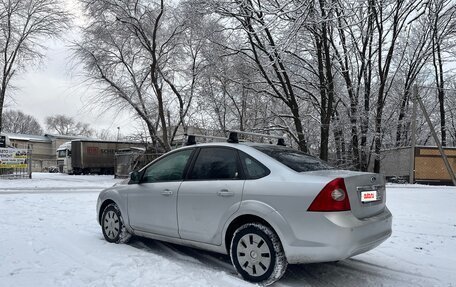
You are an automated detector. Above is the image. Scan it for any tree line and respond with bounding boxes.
[1,110,95,137]
[1,0,456,172]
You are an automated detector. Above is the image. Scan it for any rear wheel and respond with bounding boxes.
[101,203,131,243]
[230,223,287,285]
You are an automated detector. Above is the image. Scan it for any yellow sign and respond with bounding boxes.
[0,164,27,169]
[0,148,28,169]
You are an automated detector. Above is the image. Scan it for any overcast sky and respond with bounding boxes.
[5,1,138,138]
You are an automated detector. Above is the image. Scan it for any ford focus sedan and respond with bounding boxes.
[97,141,392,285]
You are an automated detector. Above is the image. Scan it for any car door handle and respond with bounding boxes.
[217,189,235,197]
[161,189,173,196]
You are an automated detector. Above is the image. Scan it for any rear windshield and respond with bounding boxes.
[254,146,333,172]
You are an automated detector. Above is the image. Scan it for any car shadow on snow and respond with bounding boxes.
[128,237,236,273]
[125,237,416,287]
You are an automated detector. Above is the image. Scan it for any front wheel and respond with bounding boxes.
[230,223,288,285]
[101,203,131,243]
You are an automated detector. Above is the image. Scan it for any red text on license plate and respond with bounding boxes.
[361,190,378,202]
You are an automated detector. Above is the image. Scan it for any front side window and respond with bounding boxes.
[189,148,240,180]
[57,150,67,158]
[254,145,333,172]
[142,149,193,183]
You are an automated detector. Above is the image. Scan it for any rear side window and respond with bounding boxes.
[189,148,240,180]
[254,146,333,172]
[239,152,270,179]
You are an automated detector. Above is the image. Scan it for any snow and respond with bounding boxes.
[1,174,455,286]
[0,173,121,192]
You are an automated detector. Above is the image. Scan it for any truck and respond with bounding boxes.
[57,140,148,175]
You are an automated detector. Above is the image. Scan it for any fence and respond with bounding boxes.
[0,148,32,179]
[114,149,162,178]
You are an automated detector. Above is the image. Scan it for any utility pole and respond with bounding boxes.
[413,85,456,186]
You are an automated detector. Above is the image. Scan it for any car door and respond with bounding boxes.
[177,147,245,245]
[127,148,194,238]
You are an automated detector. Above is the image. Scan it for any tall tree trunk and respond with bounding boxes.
[360,45,373,172]
[372,1,408,173]
[359,0,375,172]
[433,38,446,146]
[373,89,385,173]
[331,5,361,169]
[0,89,4,133]
[317,0,334,162]
[396,88,410,146]
[155,88,171,151]
[333,109,346,167]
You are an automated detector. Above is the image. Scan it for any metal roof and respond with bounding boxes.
[2,132,94,143]
[44,134,94,140]
[2,132,51,143]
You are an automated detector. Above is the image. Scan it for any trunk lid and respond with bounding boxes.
[305,170,386,219]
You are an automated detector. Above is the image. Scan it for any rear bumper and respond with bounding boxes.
[283,207,392,264]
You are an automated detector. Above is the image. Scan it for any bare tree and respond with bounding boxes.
[310,0,336,161]
[394,17,433,147]
[1,109,43,134]
[213,0,311,152]
[70,0,456,173]
[329,0,377,170]
[46,114,93,137]
[0,0,70,132]
[74,0,198,152]
[372,0,425,173]
[428,0,456,147]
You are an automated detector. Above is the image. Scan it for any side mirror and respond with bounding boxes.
[129,170,141,184]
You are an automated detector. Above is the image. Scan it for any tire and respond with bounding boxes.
[230,223,288,285]
[101,203,131,244]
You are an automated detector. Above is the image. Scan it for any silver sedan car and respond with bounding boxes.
[97,142,392,285]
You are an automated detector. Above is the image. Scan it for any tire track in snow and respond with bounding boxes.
[130,238,202,265]
[128,237,442,287]
[130,238,235,272]
[129,238,245,281]
[127,238,252,287]
[348,258,439,281]
[275,258,441,287]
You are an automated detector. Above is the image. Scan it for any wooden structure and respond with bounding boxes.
[379,146,456,185]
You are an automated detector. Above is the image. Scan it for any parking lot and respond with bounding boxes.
[1,174,455,286]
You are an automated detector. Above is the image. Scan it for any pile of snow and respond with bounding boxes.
[0,176,455,286]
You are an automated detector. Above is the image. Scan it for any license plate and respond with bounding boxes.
[361,190,379,203]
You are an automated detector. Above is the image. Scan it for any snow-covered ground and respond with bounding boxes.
[1,174,455,286]
[0,173,120,192]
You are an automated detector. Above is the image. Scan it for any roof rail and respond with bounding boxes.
[227,132,239,143]
[185,135,196,146]
[184,131,286,146]
[184,134,227,146]
[228,130,286,146]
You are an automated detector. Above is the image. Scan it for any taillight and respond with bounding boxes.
[307,178,351,212]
